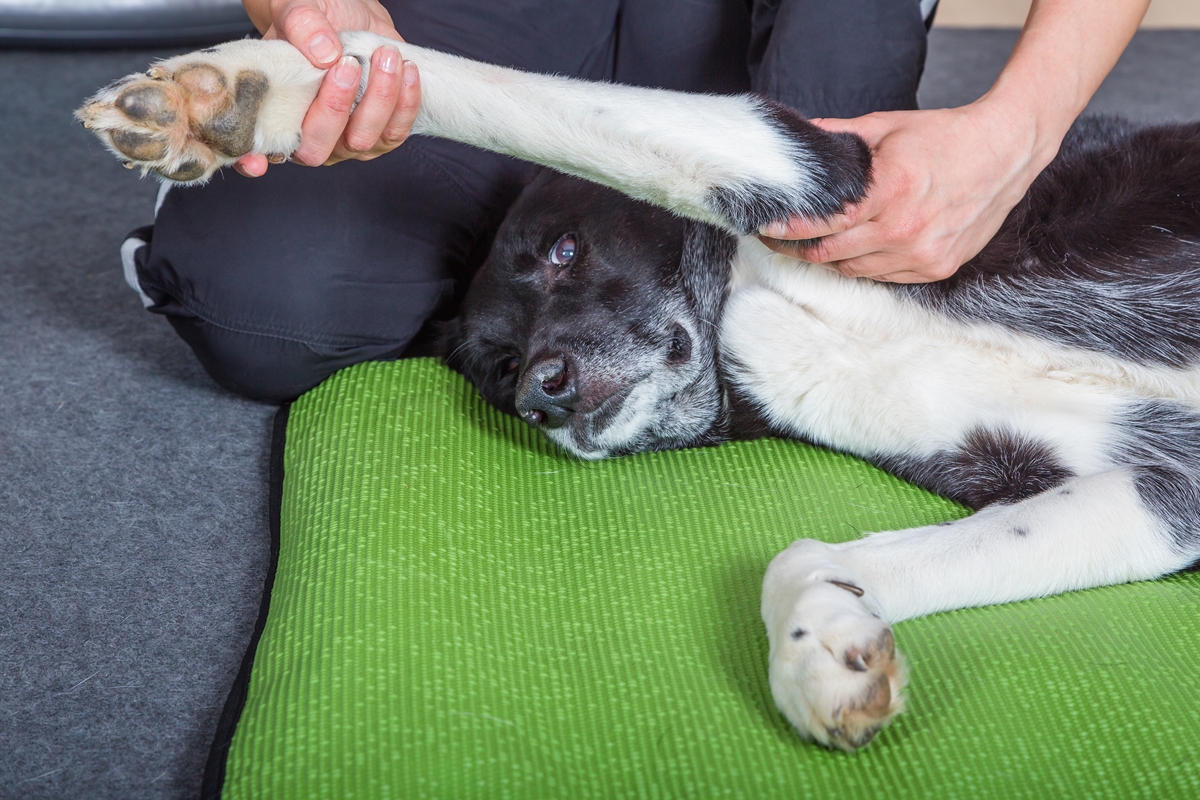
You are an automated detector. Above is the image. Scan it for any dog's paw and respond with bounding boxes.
[76,40,320,183]
[78,60,270,182]
[762,541,906,751]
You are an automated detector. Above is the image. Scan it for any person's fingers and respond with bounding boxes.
[866,269,937,284]
[326,57,421,163]
[382,60,421,145]
[234,152,270,178]
[755,236,952,283]
[760,215,892,264]
[759,206,858,240]
[338,46,402,154]
[291,56,361,166]
[273,0,342,67]
[825,248,960,283]
[829,262,935,283]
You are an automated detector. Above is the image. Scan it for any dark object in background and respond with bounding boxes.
[0,0,255,48]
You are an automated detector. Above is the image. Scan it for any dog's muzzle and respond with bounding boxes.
[515,354,579,428]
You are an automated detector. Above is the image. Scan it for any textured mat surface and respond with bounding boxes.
[220,360,1200,799]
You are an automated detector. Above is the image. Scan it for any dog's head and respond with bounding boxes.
[443,171,732,459]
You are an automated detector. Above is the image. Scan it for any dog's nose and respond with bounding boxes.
[515,355,578,428]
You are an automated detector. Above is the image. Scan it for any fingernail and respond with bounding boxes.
[309,33,338,65]
[402,60,418,86]
[760,221,789,237]
[379,47,399,74]
[333,56,360,89]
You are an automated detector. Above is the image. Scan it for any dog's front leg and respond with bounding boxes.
[79,32,869,231]
[762,468,1191,751]
[406,37,872,233]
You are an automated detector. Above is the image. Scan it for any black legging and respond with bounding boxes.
[127,0,930,401]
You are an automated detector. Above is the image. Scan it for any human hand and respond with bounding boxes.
[235,0,421,177]
[758,101,1050,283]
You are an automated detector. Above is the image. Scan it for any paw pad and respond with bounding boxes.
[116,84,178,126]
[109,129,167,162]
[77,56,272,184]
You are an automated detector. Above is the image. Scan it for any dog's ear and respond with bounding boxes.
[434,317,467,371]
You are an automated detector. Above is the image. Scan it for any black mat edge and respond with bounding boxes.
[0,26,256,49]
[0,8,255,48]
[201,402,289,799]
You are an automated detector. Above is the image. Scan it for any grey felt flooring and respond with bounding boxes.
[1,28,1198,800]
[0,49,275,799]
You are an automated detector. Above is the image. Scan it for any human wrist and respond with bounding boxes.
[954,96,1052,200]
[971,0,1150,181]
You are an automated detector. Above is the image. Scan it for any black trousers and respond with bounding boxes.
[128,0,931,402]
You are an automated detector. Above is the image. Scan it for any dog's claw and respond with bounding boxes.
[829,579,865,597]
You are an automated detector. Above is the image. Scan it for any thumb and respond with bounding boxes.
[808,116,855,134]
[274,0,342,68]
[809,113,891,147]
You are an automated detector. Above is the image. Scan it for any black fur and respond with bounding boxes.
[443,116,1200,543]
[876,428,1074,510]
[706,99,872,235]
[906,118,1200,367]
[1117,401,1200,552]
[444,170,732,454]
[721,380,778,442]
[677,222,737,338]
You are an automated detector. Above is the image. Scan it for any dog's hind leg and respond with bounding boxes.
[78,32,869,231]
[762,464,1198,751]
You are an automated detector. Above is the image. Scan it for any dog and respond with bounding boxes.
[79,32,1200,751]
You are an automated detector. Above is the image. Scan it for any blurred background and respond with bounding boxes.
[0,0,254,47]
[936,0,1199,27]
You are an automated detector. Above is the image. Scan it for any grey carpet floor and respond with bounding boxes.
[0,48,275,799]
[1,28,1198,800]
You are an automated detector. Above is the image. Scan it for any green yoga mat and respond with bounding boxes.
[208,359,1200,798]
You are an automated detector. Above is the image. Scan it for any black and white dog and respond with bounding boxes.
[80,33,1200,751]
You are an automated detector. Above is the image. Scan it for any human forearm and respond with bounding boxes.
[981,0,1151,172]
[758,0,1150,282]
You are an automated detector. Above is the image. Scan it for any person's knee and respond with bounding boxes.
[124,142,528,402]
[749,0,928,117]
[167,315,408,403]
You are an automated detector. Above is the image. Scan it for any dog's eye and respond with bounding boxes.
[549,234,577,266]
[666,324,692,366]
[498,355,520,378]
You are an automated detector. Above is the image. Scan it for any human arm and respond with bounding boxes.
[235,0,421,176]
[759,0,1151,282]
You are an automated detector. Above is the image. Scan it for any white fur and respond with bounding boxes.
[720,237,1175,471]
[80,34,1200,750]
[82,32,821,228]
[728,240,1196,747]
